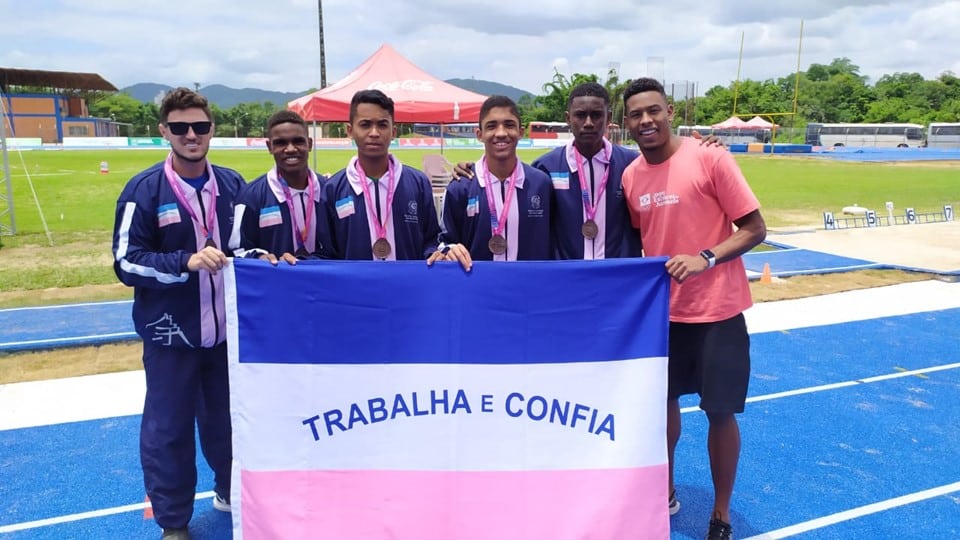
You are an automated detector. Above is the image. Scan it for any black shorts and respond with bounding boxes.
[668,313,750,414]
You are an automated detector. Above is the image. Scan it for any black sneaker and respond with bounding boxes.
[161,527,191,540]
[668,490,680,515]
[706,518,732,540]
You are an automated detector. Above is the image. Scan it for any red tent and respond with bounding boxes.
[711,116,750,129]
[288,44,487,123]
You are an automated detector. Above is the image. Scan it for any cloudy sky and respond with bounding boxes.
[2,0,958,97]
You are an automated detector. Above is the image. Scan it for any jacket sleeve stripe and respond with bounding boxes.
[116,201,189,284]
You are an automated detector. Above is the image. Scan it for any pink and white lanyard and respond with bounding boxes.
[355,158,397,242]
[482,158,520,238]
[163,153,219,245]
[276,170,317,253]
[573,144,611,226]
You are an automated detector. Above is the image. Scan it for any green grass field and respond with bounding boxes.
[4,148,957,236]
[0,147,956,297]
[1,149,550,236]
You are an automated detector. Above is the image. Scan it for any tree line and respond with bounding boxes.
[88,57,960,137]
[520,57,960,131]
[88,93,283,138]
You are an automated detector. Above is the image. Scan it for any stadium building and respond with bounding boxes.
[1,67,120,143]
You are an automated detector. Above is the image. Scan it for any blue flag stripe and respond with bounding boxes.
[233,258,669,365]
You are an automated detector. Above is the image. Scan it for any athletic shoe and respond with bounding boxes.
[706,518,733,540]
[668,490,680,516]
[161,528,191,540]
[213,493,231,513]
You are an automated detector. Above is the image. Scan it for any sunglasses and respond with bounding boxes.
[166,121,212,136]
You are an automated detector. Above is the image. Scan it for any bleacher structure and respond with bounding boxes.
[823,204,954,230]
[422,153,454,219]
[1,67,119,236]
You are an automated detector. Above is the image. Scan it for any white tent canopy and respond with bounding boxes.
[744,116,778,128]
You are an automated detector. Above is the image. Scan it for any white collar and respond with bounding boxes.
[346,154,404,196]
[476,155,526,190]
[565,138,613,172]
[266,167,322,203]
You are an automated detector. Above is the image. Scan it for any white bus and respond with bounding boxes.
[528,121,572,140]
[925,122,960,149]
[805,123,924,148]
[676,125,771,145]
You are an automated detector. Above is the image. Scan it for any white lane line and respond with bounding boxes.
[680,361,960,414]
[0,332,137,349]
[0,300,132,313]
[742,481,960,540]
[744,281,960,334]
[1,362,956,532]
[0,492,214,533]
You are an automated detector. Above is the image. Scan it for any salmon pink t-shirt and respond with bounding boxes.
[622,137,760,323]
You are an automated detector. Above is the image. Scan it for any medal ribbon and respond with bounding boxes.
[273,168,318,253]
[163,152,218,243]
[573,144,611,224]
[481,157,520,238]
[355,158,397,241]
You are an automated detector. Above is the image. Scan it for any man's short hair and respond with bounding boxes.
[349,89,395,122]
[266,110,308,134]
[159,87,212,124]
[623,78,667,106]
[568,82,610,107]
[479,95,520,125]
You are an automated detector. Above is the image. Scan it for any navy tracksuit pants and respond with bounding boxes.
[140,341,232,529]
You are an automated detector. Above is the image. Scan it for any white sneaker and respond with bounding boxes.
[213,493,231,513]
[669,490,680,516]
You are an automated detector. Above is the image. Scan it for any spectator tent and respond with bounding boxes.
[287,44,487,124]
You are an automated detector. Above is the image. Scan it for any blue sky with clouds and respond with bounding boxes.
[2,0,958,96]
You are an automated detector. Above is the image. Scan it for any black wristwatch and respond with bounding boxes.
[699,249,716,269]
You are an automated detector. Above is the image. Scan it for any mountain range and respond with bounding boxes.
[121,79,532,108]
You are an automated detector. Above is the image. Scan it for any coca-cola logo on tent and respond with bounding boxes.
[367,80,435,92]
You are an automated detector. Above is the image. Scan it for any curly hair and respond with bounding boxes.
[159,87,213,124]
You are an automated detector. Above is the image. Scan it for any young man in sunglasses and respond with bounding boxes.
[229,110,331,264]
[112,87,246,540]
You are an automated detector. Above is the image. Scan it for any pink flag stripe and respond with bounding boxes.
[240,465,670,539]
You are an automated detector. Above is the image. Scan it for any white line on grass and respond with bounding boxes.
[680,362,960,414]
[0,492,215,533]
[742,481,960,540]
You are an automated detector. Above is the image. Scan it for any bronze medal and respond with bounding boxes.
[372,238,392,259]
[488,234,507,255]
[581,219,599,240]
[295,248,310,259]
[204,237,217,249]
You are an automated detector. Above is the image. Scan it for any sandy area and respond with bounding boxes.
[767,219,960,273]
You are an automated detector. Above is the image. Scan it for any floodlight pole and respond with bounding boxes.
[318,0,327,89]
[732,31,744,116]
[315,0,328,173]
[0,94,16,235]
[792,20,805,118]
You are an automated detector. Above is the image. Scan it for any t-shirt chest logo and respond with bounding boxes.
[640,191,680,210]
[638,193,652,211]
